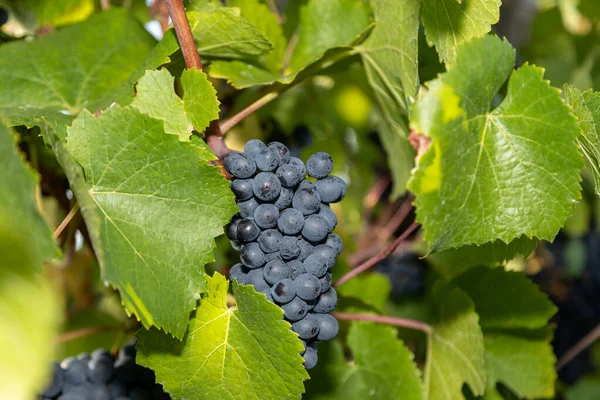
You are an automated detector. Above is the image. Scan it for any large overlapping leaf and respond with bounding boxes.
[408,35,582,253]
[136,273,309,399]
[420,0,501,64]
[358,0,419,198]
[0,9,156,126]
[304,322,423,400]
[209,0,373,88]
[63,106,237,338]
[451,267,557,399]
[427,288,486,399]
[0,122,58,265]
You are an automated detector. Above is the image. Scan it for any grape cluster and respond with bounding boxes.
[224,140,345,369]
[38,343,170,400]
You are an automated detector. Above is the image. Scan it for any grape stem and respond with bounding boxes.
[221,92,280,134]
[333,312,432,334]
[557,323,600,370]
[164,0,230,158]
[334,221,420,287]
[53,203,80,240]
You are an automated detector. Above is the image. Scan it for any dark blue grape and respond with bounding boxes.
[244,139,267,157]
[287,260,306,279]
[306,152,333,178]
[41,362,64,397]
[302,215,329,243]
[63,358,87,385]
[297,180,314,191]
[230,179,254,200]
[313,244,336,269]
[254,204,279,229]
[118,343,136,359]
[236,219,260,242]
[225,218,240,241]
[277,209,304,235]
[91,349,112,361]
[223,152,256,179]
[315,314,339,341]
[76,352,91,363]
[248,269,270,293]
[303,343,318,369]
[318,204,337,231]
[292,314,319,339]
[237,197,259,219]
[263,259,290,285]
[289,157,305,169]
[282,297,308,321]
[280,236,300,260]
[240,242,266,268]
[271,278,296,304]
[315,176,343,203]
[294,273,321,301]
[274,187,294,210]
[319,272,332,293]
[325,233,343,256]
[265,251,283,262]
[297,238,314,261]
[313,288,338,313]
[299,339,307,356]
[276,164,305,188]
[228,263,247,284]
[252,172,282,201]
[331,176,346,200]
[87,357,114,383]
[268,142,291,164]
[89,385,111,400]
[293,187,321,216]
[255,147,280,172]
[257,229,282,253]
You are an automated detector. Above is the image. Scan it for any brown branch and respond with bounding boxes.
[333,312,432,334]
[334,221,420,287]
[557,323,600,370]
[55,325,122,344]
[53,203,80,240]
[221,92,280,134]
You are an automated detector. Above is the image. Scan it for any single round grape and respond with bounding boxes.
[289,157,305,169]
[236,219,260,242]
[302,254,323,274]
[276,164,305,188]
[252,172,282,201]
[306,152,333,178]
[314,314,339,341]
[268,141,291,164]
[274,187,294,210]
[294,273,322,301]
[257,229,282,253]
[223,152,257,179]
[229,263,248,284]
[302,215,329,243]
[319,272,332,293]
[87,357,114,383]
[325,233,343,256]
[293,187,321,216]
[63,358,87,385]
[303,343,318,369]
[313,244,337,269]
[282,297,308,321]
[331,176,347,201]
[314,288,338,314]
[292,314,320,340]
[263,259,290,285]
[318,204,337,231]
[91,348,112,361]
[240,242,266,268]
[244,139,267,157]
[230,179,254,201]
[76,352,91,363]
[297,238,314,261]
[255,147,281,172]
[41,362,64,397]
[248,268,270,293]
[271,278,296,304]
[297,180,314,191]
[280,236,301,260]
[315,176,343,203]
[254,204,279,229]
[265,251,283,262]
[237,197,259,219]
[225,218,240,241]
[277,209,305,235]
[287,259,306,279]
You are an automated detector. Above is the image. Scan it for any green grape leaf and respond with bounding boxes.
[358,0,419,198]
[209,0,373,88]
[565,378,600,400]
[0,9,156,126]
[564,85,600,195]
[63,107,237,338]
[420,0,501,64]
[451,267,557,398]
[408,35,582,253]
[337,272,391,312]
[188,8,273,59]
[132,69,219,141]
[136,273,309,399]
[305,322,423,400]
[0,226,62,400]
[428,288,486,399]
[3,0,94,35]
[0,122,58,265]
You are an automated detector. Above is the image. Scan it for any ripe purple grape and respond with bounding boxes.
[306,152,333,178]
[252,172,282,201]
[223,152,256,179]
